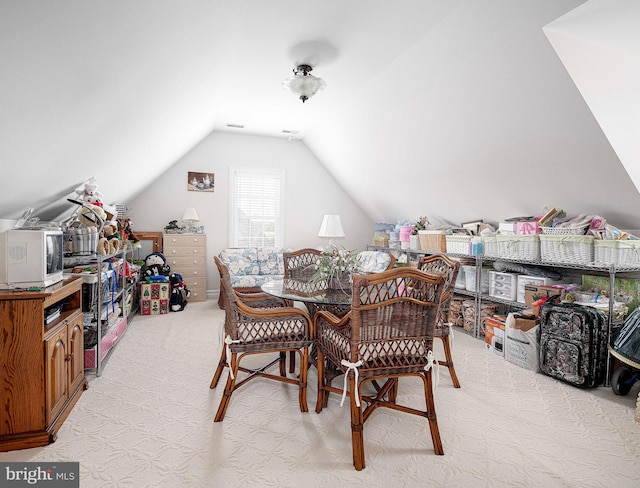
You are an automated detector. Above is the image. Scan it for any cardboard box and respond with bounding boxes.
[484,315,506,357]
[505,313,540,371]
[517,276,560,303]
[524,284,562,306]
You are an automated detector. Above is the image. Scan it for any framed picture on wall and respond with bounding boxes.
[188,172,215,192]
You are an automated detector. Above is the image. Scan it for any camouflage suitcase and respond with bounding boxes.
[539,301,608,388]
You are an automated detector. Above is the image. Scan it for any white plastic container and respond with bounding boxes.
[516,275,560,303]
[488,271,518,301]
[463,265,489,293]
[454,266,466,289]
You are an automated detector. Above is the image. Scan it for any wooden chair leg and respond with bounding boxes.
[315,350,326,413]
[289,350,296,373]
[438,334,461,388]
[279,351,287,376]
[210,344,227,389]
[423,370,444,455]
[214,352,240,422]
[298,347,309,413]
[349,374,365,471]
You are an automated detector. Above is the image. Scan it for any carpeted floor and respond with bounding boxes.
[1,299,639,487]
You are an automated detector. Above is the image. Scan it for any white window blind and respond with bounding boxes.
[229,167,285,247]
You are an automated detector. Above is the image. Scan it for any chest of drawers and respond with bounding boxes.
[163,234,207,302]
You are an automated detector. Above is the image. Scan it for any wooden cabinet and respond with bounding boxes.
[45,312,84,425]
[163,234,207,301]
[0,277,86,451]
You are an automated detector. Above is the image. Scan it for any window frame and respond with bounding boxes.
[229,166,285,248]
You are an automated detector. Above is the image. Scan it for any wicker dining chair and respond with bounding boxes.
[210,256,314,422]
[283,248,323,280]
[417,254,462,388]
[315,267,446,470]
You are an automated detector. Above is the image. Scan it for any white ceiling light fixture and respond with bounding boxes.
[282,64,326,103]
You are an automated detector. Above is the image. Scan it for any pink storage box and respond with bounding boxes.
[516,221,540,235]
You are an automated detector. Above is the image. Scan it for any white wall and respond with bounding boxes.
[128,131,372,296]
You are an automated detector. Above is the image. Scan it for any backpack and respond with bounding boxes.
[169,273,190,312]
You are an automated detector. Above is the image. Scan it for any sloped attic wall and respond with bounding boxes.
[543,0,640,196]
[305,0,640,230]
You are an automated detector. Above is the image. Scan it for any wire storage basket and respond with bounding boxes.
[540,225,589,235]
[482,236,500,258]
[418,231,447,253]
[540,234,594,264]
[593,239,640,266]
[445,235,472,255]
[496,235,540,261]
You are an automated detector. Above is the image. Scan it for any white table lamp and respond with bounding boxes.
[182,207,200,233]
[318,214,345,246]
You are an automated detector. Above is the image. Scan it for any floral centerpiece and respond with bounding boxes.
[312,245,361,291]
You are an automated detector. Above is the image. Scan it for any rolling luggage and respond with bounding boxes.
[539,301,608,388]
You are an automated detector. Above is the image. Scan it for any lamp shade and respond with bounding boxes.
[183,207,200,222]
[317,214,345,238]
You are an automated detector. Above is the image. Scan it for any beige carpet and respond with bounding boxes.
[1,299,639,487]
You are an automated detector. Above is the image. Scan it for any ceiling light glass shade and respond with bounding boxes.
[318,214,345,238]
[282,64,326,103]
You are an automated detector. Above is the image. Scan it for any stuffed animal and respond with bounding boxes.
[78,203,107,228]
[75,179,104,207]
[141,252,171,278]
[103,223,118,239]
[117,217,140,244]
[169,273,190,312]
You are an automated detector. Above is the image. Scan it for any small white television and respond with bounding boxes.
[0,229,64,289]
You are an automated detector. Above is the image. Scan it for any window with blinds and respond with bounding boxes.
[229,167,285,247]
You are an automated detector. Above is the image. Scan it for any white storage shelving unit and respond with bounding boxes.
[368,244,640,385]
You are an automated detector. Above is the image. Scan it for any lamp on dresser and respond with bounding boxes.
[182,207,200,233]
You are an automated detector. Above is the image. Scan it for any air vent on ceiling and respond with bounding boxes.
[226,124,245,129]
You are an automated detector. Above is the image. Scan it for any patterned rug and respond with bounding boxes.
[1,300,638,487]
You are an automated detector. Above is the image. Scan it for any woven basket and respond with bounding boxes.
[593,239,640,266]
[418,231,446,253]
[445,235,472,255]
[482,236,499,258]
[540,225,589,235]
[540,235,594,264]
[496,235,540,261]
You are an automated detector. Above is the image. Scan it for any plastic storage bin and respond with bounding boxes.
[516,275,560,303]
[488,271,518,301]
[463,265,490,293]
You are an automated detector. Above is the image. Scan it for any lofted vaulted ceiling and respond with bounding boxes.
[1,0,639,229]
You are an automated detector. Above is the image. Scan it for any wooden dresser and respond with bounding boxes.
[0,276,86,451]
[163,233,207,301]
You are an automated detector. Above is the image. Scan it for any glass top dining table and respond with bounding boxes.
[261,278,352,317]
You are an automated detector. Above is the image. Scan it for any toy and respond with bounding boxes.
[117,217,141,245]
[141,252,171,278]
[169,273,190,312]
[78,202,107,228]
[164,220,184,234]
[75,178,105,207]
